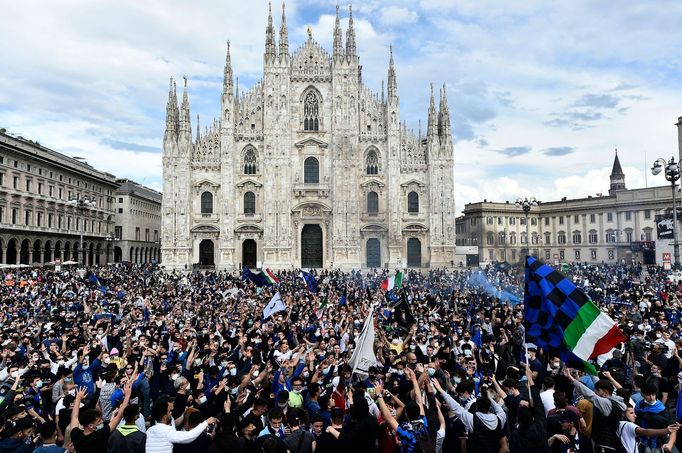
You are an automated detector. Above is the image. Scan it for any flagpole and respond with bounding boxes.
[525,343,533,406]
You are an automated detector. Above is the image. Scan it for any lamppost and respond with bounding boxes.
[66,194,97,266]
[105,234,119,264]
[652,157,681,269]
[515,197,539,258]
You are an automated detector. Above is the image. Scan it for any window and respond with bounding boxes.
[304,157,319,184]
[135,227,140,241]
[37,212,42,227]
[559,250,565,260]
[58,188,63,199]
[145,229,150,242]
[574,215,579,223]
[591,249,597,260]
[532,233,539,244]
[486,216,493,225]
[407,191,419,213]
[12,208,18,224]
[558,232,567,244]
[118,197,123,203]
[559,216,564,225]
[605,231,614,243]
[520,217,526,225]
[644,209,651,219]
[575,250,581,260]
[0,173,3,186]
[521,232,527,244]
[512,250,517,261]
[487,232,494,245]
[644,229,653,241]
[545,250,551,260]
[244,191,256,214]
[303,91,320,131]
[115,226,122,239]
[531,218,537,225]
[607,212,613,222]
[498,217,503,225]
[27,164,31,172]
[201,191,213,214]
[49,186,53,197]
[0,206,3,222]
[489,250,495,261]
[154,230,158,242]
[25,211,30,226]
[498,232,506,245]
[13,176,18,189]
[572,231,582,244]
[625,211,631,221]
[590,213,596,223]
[544,218,549,226]
[608,249,614,260]
[625,230,633,242]
[588,231,598,243]
[544,232,551,245]
[244,149,257,174]
[366,149,379,175]
[510,233,516,244]
[510,217,516,225]
[367,191,379,213]
[118,208,123,214]
[67,217,71,230]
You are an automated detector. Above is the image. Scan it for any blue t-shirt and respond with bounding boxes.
[33,445,66,453]
[396,416,428,453]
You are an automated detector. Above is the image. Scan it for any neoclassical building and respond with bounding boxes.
[161,5,456,270]
[0,131,118,266]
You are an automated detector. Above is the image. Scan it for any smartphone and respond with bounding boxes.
[367,387,376,395]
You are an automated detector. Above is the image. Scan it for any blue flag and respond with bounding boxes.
[299,271,318,293]
[88,273,107,294]
[242,267,269,287]
[339,287,347,306]
[472,327,483,348]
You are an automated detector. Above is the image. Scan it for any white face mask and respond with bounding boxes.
[10,371,19,379]
[229,368,237,376]
[103,358,111,364]
[252,370,260,379]
[221,361,229,368]
[171,374,179,381]
[197,395,207,405]
[194,359,202,367]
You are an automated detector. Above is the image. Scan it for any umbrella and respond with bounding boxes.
[62,260,78,265]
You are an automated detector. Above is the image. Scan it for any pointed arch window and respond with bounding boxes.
[304,91,320,131]
[201,191,213,215]
[244,149,257,174]
[367,191,379,214]
[366,149,379,175]
[304,157,319,184]
[407,191,419,213]
[244,191,256,215]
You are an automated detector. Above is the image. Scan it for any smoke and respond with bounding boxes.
[467,269,520,305]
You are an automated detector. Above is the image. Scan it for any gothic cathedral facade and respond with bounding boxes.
[161,5,456,270]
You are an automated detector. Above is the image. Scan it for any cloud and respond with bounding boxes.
[100,138,161,153]
[379,6,418,25]
[543,146,575,156]
[573,93,620,109]
[496,146,531,157]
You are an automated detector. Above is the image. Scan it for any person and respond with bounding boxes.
[107,404,146,453]
[174,411,213,453]
[255,408,288,453]
[0,417,35,453]
[70,382,131,453]
[284,410,314,453]
[317,408,345,453]
[509,363,549,453]
[547,410,590,453]
[33,420,65,453]
[145,399,217,452]
[635,381,677,453]
[563,368,626,453]
[619,404,680,453]
[432,377,507,453]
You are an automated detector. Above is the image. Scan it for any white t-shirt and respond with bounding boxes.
[540,389,555,415]
[618,421,638,453]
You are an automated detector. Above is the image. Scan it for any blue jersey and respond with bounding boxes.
[396,416,428,453]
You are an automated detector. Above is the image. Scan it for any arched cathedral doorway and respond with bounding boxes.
[199,240,214,266]
[301,224,323,268]
[242,240,257,268]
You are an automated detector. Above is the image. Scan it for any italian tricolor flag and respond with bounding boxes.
[381,271,403,291]
[565,302,626,366]
[264,268,279,285]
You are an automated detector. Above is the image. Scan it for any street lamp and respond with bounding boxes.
[66,194,97,266]
[105,234,119,264]
[652,157,681,269]
[515,197,540,258]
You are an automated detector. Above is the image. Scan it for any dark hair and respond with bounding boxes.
[474,395,491,414]
[595,379,614,394]
[187,411,206,429]
[405,401,420,421]
[543,376,555,389]
[553,391,568,409]
[253,398,268,409]
[78,408,101,427]
[268,407,284,422]
[38,420,57,439]
[308,382,321,397]
[152,401,170,423]
[640,381,657,397]
[123,405,140,424]
[502,379,519,390]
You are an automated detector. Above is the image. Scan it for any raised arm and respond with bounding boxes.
[69,387,88,430]
[405,368,424,416]
[431,378,474,432]
[108,379,132,432]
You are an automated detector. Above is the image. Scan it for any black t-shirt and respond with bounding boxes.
[71,425,111,453]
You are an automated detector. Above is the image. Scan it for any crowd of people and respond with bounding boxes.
[1,260,682,453]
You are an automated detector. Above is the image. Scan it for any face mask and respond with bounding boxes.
[252,370,260,379]
[323,366,331,374]
[254,339,262,344]
[104,358,111,364]
[396,370,404,376]
[194,359,202,367]
[391,339,399,345]
[231,386,239,395]
[656,333,662,338]
[427,368,436,377]
[229,368,237,376]
[97,330,104,336]
[95,423,104,430]
[454,377,462,385]
[409,345,416,351]
[35,380,43,388]
[292,389,301,395]
[303,371,310,378]
[171,374,179,381]
[221,361,228,368]
[197,395,207,405]
[11,371,19,379]
[156,320,163,327]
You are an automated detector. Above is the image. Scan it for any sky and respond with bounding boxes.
[1,0,681,216]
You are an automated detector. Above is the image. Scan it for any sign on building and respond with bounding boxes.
[657,215,675,239]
